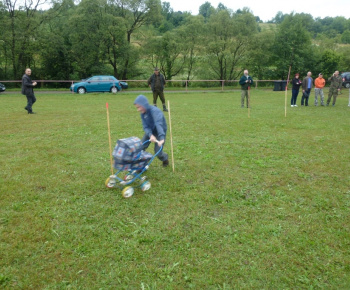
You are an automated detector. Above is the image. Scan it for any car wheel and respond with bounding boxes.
[345,83,350,89]
[110,86,118,94]
[77,87,86,94]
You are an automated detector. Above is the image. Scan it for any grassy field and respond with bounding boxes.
[1,90,349,288]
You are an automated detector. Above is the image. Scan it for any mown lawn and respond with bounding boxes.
[1,90,349,288]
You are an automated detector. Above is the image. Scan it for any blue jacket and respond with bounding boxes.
[134,95,167,141]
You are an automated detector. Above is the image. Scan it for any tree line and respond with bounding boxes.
[1,0,350,85]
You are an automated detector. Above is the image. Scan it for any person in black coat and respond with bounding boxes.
[22,68,37,114]
[239,69,254,108]
[291,73,302,107]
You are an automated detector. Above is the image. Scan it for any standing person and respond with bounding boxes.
[327,71,342,106]
[134,95,169,167]
[239,69,253,108]
[22,68,37,114]
[301,71,313,106]
[147,67,168,112]
[291,73,302,107]
[314,73,326,106]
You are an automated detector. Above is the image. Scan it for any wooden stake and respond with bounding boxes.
[167,100,175,173]
[106,103,114,175]
[248,87,251,118]
[285,65,292,118]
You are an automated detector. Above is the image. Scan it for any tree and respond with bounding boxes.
[67,0,106,77]
[37,0,76,80]
[109,0,162,79]
[341,30,350,44]
[320,50,340,76]
[146,30,187,80]
[338,46,350,72]
[271,13,312,79]
[272,11,286,24]
[204,9,258,81]
[245,30,275,80]
[3,0,50,78]
[161,1,173,20]
[177,15,205,81]
[198,1,215,22]
[330,16,347,34]
[0,2,10,78]
[100,12,129,78]
[217,3,228,12]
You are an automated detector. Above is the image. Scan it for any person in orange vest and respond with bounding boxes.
[314,73,326,106]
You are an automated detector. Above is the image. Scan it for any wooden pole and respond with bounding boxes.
[248,86,251,118]
[106,103,114,175]
[167,100,175,173]
[285,66,292,118]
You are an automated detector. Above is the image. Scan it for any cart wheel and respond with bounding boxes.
[124,174,134,181]
[141,181,151,191]
[122,186,134,198]
[105,176,116,188]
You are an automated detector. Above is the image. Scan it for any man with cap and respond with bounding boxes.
[327,71,342,106]
[314,73,326,106]
[134,95,169,167]
[147,67,168,112]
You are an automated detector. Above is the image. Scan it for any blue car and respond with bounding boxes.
[120,81,128,89]
[70,75,125,94]
[341,72,350,88]
[0,83,5,93]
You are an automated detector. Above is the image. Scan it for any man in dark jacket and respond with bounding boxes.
[239,70,253,108]
[22,68,37,114]
[147,67,168,112]
[134,95,169,167]
[301,71,313,106]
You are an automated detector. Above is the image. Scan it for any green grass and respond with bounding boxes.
[1,90,349,288]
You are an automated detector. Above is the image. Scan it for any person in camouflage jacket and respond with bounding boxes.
[327,71,342,106]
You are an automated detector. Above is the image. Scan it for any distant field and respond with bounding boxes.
[1,90,349,288]
[259,22,276,31]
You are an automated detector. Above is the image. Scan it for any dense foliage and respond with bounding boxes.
[0,0,350,82]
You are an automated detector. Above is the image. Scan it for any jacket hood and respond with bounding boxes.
[134,95,150,110]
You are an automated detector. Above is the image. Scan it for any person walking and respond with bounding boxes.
[301,72,313,106]
[327,71,342,106]
[22,68,37,114]
[291,73,302,107]
[314,73,326,106]
[134,95,169,167]
[239,69,253,108]
[147,67,168,112]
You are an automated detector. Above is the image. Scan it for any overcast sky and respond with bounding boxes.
[167,0,350,22]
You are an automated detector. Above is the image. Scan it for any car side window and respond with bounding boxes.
[90,77,101,82]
